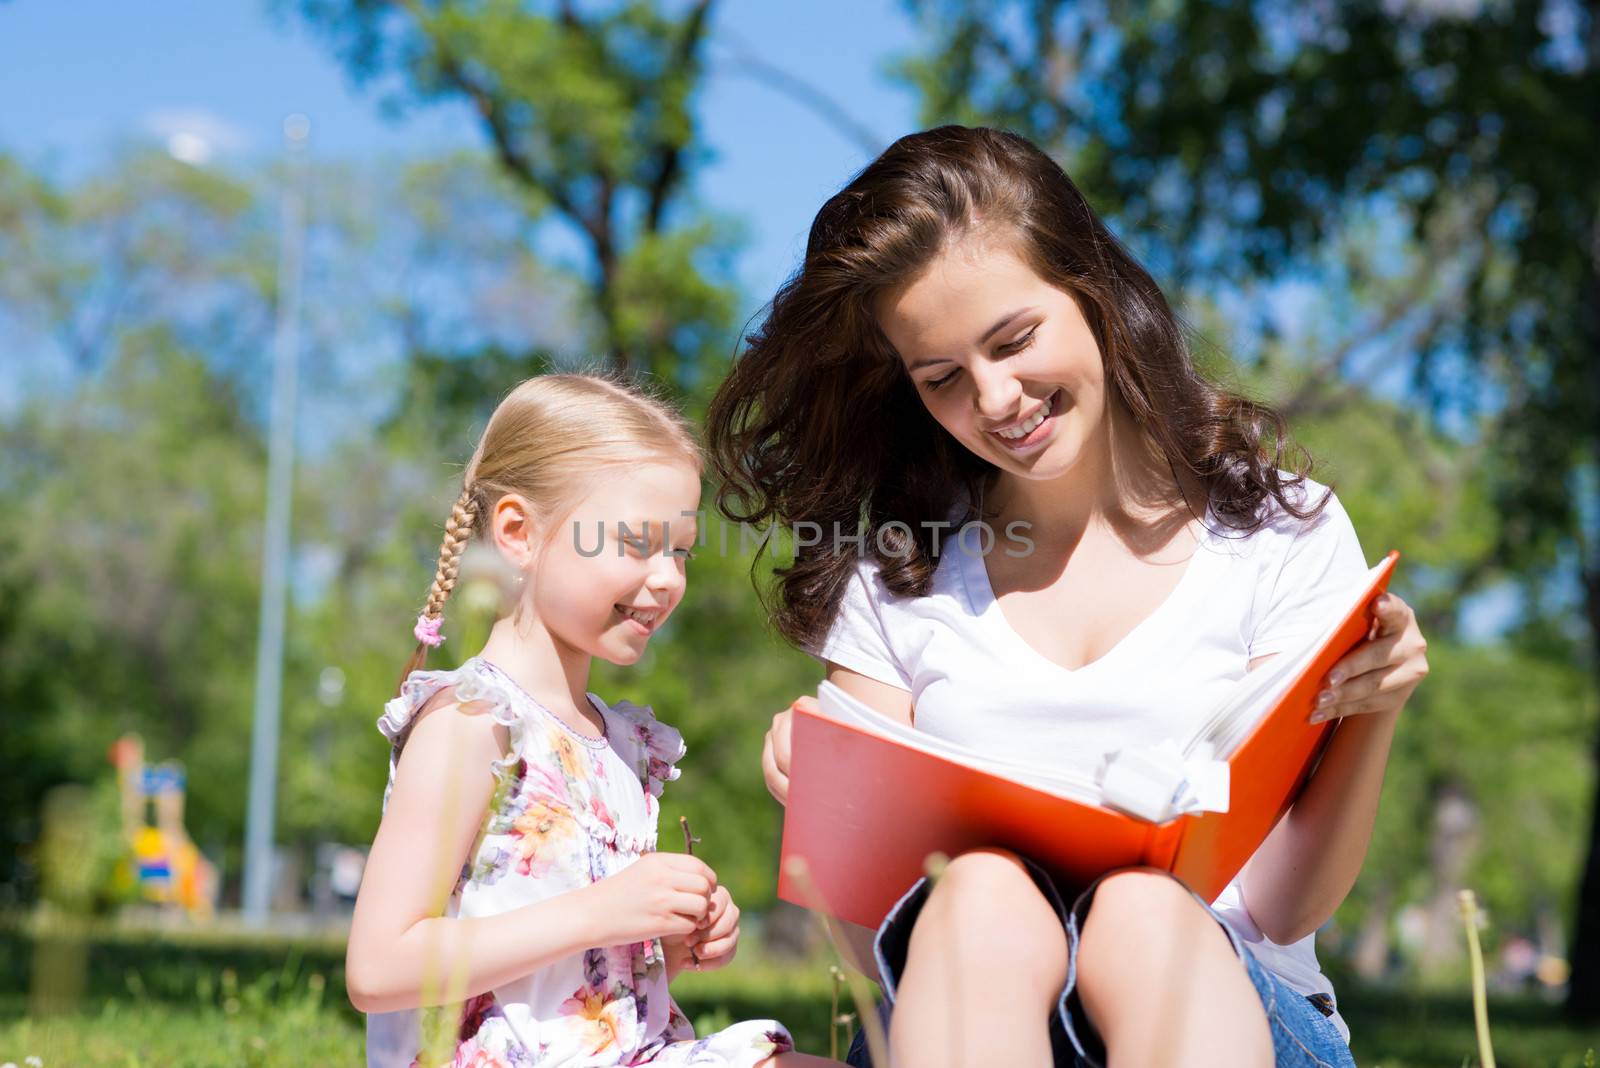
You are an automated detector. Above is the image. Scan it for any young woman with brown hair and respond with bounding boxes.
[707,126,1427,1068]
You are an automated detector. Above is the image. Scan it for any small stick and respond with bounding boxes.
[680,816,704,967]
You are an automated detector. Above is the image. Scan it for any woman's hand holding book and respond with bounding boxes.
[1308,592,1428,725]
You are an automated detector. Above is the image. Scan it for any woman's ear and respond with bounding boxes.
[489,493,545,571]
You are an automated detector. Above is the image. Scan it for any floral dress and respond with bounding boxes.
[366,656,794,1068]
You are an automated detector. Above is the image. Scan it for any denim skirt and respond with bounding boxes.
[843,861,1356,1068]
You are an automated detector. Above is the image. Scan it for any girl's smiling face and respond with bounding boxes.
[527,460,701,666]
[874,232,1110,484]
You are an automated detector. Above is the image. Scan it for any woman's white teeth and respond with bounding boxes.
[620,606,657,626]
[996,395,1052,439]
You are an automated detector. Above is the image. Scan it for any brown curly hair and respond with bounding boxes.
[705,125,1323,653]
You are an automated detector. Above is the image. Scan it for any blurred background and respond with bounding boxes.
[1,1,1597,1065]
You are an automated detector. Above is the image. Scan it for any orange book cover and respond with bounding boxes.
[778,551,1400,928]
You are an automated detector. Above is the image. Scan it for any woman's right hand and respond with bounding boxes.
[582,852,717,946]
[761,697,817,807]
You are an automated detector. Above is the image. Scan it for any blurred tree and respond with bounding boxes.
[1220,304,1591,984]
[0,149,269,378]
[0,336,267,900]
[281,0,740,390]
[0,150,273,901]
[896,0,1600,1016]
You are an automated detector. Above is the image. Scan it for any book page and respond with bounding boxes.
[1180,558,1389,759]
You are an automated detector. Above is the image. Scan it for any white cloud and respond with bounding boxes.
[144,108,252,165]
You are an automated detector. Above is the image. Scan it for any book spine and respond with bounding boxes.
[1142,818,1185,873]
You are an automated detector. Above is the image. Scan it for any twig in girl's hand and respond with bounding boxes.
[680,816,704,967]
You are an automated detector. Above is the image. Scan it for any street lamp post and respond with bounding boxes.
[243,114,310,922]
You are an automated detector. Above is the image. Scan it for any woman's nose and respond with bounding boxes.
[969,360,1022,421]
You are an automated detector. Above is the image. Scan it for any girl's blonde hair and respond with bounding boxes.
[399,372,702,687]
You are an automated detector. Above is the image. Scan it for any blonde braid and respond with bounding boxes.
[423,487,479,622]
[397,486,480,690]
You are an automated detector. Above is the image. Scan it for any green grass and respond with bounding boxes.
[2,916,1596,1067]
[1339,983,1599,1068]
[6,971,1597,1067]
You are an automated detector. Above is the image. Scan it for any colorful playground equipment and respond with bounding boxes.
[110,734,217,916]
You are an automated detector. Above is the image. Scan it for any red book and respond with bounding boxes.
[778,551,1400,928]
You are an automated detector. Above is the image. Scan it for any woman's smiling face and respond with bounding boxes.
[874,231,1110,484]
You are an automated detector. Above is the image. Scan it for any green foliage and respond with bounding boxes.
[284,0,737,384]
[0,338,267,894]
[1339,639,1594,947]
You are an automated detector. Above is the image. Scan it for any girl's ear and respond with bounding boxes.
[489,493,546,570]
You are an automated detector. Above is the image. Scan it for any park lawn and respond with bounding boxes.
[2,939,1596,1067]
[5,988,1600,1068]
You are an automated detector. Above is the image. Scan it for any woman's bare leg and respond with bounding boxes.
[1074,870,1273,1068]
[888,849,1068,1068]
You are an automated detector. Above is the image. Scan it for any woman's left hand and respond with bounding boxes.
[1310,591,1429,724]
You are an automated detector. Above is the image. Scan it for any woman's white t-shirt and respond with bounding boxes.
[806,478,1366,1043]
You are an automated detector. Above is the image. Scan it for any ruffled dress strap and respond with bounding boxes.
[598,698,686,800]
[376,658,528,808]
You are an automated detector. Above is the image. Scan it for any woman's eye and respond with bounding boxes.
[926,369,960,392]
[1001,327,1038,354]
[671,547,696,561]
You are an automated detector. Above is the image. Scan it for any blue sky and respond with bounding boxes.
[0,0,923,301]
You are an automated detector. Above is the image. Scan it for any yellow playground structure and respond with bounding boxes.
[111,734,217,916]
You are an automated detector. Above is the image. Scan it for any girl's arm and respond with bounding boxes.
[1239,592,1428,946]
[348,694,717,1013]
[346,696,601,1013]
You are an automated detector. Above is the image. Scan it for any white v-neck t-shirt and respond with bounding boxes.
[805,478,1366,1042]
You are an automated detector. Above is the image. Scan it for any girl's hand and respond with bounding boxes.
[1310,591,1429,724]
[582,852,716,947]
[761,697,817,807]
[663,886,740,978]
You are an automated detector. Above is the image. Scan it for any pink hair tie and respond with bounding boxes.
[413,613,446,648]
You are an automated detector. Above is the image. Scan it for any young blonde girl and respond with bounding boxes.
[350,373,839,1068]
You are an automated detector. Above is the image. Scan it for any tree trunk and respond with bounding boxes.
[1560,203,1600,1024]
[1562,562,1600,1021]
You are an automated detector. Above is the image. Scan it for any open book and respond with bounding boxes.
[777,551,1400,928]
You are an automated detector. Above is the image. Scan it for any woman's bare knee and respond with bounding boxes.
[1075,871,1248,1033]
[1084,869,1202,934]
[1077,871,1217,980]
[911,848,1068,990]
